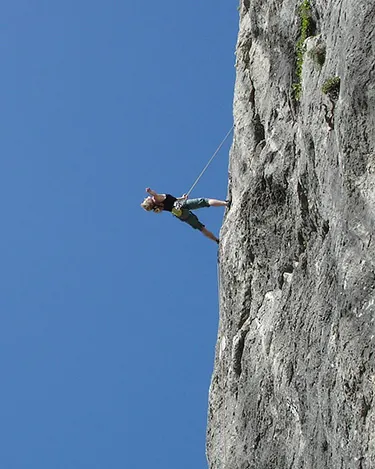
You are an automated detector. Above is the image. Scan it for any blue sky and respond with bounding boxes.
[0,2,237,468]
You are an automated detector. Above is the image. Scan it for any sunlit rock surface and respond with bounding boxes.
[207,1,375,468]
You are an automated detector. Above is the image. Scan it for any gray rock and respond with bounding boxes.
[207,1,375,468]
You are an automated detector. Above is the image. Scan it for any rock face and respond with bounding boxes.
[207,1,375,468]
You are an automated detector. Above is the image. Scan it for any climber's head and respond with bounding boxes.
[141,197,155,212]
[141,196,163,213]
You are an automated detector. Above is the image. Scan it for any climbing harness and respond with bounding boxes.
[186,124,234,197]
[171,205,183,217]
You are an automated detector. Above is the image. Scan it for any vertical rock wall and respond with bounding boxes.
[207,1,375,468]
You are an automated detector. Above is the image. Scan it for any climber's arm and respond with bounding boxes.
[146,188,166,203]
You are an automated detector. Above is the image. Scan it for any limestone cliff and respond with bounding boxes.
[207,1,375,468]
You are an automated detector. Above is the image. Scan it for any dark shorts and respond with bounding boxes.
[173,198,210,230]
[178,210,204,230]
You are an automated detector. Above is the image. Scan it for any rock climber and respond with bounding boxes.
[141,188,229,243]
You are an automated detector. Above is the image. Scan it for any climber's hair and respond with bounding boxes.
[141,197,162,213]
[141,197,154,211]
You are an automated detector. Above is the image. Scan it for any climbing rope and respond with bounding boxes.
[186,124,234,197]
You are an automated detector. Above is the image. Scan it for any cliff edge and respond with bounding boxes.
[207,1,375,468]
